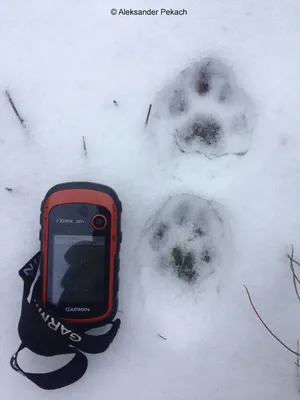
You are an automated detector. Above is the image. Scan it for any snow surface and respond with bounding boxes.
[1,0,300,399]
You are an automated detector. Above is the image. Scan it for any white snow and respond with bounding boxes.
[1,0,300,399]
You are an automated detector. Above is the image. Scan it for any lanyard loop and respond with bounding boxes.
[10,252,121,390]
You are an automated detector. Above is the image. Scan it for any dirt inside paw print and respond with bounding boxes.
[196,63,211,95]
[171,246,197,283]
[150,222,169,250]
[184,117,222,146]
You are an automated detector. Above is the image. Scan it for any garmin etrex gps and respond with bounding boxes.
[39,182,122,324]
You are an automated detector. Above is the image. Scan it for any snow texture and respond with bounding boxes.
[1,1,300,399]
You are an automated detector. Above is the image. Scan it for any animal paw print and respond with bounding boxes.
[140,194,230,284]
[148,57,256,158]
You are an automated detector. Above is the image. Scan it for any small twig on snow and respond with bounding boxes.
[113,100,119,107]
[145,104,152,127]
[82,136,87,157]
[5,90,28,132]
[158,333,167,340]
[5,187,13,192]
[244,285,300,356]
[297,340,300,392]
[288,246,300,301]
[288,254,300,270]
[289,259,300,285]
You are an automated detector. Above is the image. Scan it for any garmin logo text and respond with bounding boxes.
[35,302,82,342]
[65,307,90,312]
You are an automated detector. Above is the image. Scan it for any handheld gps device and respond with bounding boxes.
[39,182,122,324]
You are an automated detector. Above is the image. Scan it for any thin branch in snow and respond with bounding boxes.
[82,136,87,157]
[244,285,300,356]
[289,259,300,285]
[158,333,167,340]
[288,254,300,271]
[288,246,300,301]
[145,104,152,127]
[5,90,28,133]
[113,100,119,107]
[297,340,300,392]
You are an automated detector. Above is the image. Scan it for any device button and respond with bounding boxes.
[92,214,107,230]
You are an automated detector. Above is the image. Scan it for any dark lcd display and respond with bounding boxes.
[48,234,107,305]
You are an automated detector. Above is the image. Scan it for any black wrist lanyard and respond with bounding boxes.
[10,252,121,390]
